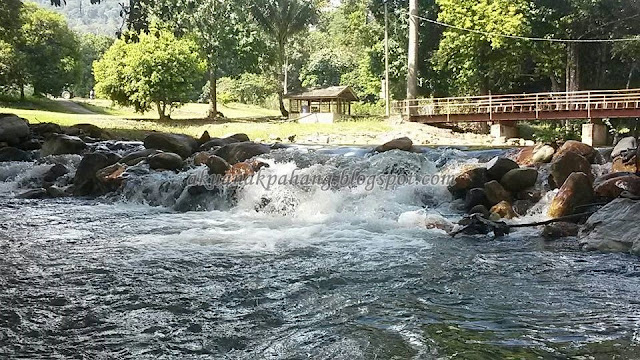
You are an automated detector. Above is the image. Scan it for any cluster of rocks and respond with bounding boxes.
[0,114,273,201]
[448,138,640,254]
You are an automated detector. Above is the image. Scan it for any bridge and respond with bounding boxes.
[393,88,640,145]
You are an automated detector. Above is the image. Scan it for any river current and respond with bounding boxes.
[1,145,639,359]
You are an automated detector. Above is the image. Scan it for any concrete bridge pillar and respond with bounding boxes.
[490,122,519,140]
[582,119,608,146]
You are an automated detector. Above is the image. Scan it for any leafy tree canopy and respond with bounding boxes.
[93,29,205,119]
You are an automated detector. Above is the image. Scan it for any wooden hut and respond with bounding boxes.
[285,86,359,123]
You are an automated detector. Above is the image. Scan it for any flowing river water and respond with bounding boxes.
[1,145,639,359]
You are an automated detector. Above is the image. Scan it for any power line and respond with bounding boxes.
[411,14,640,43]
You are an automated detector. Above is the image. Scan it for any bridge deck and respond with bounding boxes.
[394,89,640,124]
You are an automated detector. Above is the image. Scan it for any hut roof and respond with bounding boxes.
[285,86,359,101]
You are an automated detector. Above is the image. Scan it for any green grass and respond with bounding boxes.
[0,97,391,142]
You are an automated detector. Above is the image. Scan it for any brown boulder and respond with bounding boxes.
[552,140,598,163]
[516,146,535,166]
[148,152,184,171]
[490,201,517,219]
[205,155,231,175]
[548,172,594,218]
[484,180,511,206]
[448,167,488,198]
[550,151,592,188]
[96,163,127,187]
[213,141,270,165]
[375,137,413,153]
[611,156,638,173]
[594,174,640,199]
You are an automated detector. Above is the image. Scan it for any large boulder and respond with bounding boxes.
[73,152,120,196]
[30,122,62,137]
[531,144,556,164]
[486,157,518,181]
[612,136,637,159]
[148,152,184,171]
[213,141,270,165]
[552,140,599,164]
[594,174,640,199]
[43,164,69,184]
[548,172,594,218]
[579,198,640,254]
[484,180,511,206]
[143,133,198,159]
[549,151,592,188]
[199,133,251,151]
[516,144,555,165]
[375,137,413,153]
[0,147,31,162]
[67,123,111,139]
[205,155,231,175]
[500,168,538,193]
[121,148,160,165]
[464,188,488,211]
[0,114,30,145]
[448,167,488,198]
[41,134,87,156]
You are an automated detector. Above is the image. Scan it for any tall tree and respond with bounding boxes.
[251,0,318,117]
[149,0,263,118]
[18,2,80,96]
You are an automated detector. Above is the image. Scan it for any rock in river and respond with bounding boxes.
[0,147,31,162]
[213,141,270,165]
[148,152,184,171]
[144,133,198,159]
[374,137,413,153]
[500,168,538,193]
[41,134,87,156]
[486,157,518,181]
[580,198,640,254]
[548,172,593,218]
[550,151,592,188]
[0,114,30,145]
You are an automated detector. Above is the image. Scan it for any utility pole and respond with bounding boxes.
[384,1,390,117]
[407,0,418,101]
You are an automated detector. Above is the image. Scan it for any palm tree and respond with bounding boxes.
[252,0,318,117]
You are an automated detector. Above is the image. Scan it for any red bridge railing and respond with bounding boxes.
[393,88,640,123]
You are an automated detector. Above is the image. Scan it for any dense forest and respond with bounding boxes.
[3,0,640,118]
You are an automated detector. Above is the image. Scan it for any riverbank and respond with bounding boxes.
[0,97,505,147]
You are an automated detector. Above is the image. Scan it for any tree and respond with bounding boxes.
[251,0,318,117]
[18,2,80,97]
[74,33,114,97]
[433,0,530,95]
[93,29,204,120]
[148,0,264,119]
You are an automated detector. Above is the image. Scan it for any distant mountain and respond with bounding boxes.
[29,0,122,36]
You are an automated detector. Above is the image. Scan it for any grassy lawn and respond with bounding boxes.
[0,97,390,142]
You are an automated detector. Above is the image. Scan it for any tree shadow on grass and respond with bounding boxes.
[124,116,288,127]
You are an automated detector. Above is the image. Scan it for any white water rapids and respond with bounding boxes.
[1,145,639,358]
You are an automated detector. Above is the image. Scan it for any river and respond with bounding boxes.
[1,145,639,358]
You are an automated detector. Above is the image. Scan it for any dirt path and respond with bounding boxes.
[55,99,96,115]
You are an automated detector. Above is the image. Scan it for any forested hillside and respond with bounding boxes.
[29,0,121,35]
